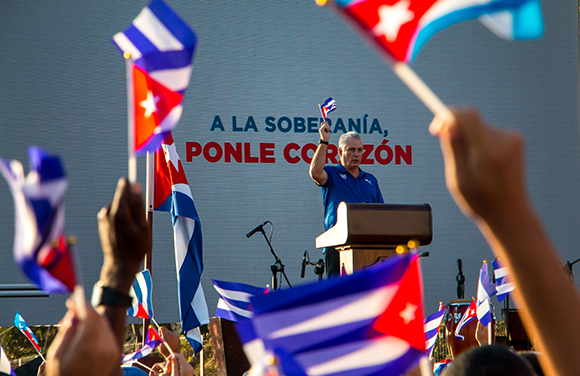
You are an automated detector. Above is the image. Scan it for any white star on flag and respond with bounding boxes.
[140,91,160,118]
[373,0,415,42]
[399,302,417,325]
[162,142,181,172]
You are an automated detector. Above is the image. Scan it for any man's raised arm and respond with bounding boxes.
[309,121,330,186]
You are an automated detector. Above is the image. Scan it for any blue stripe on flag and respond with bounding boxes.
[148,0,196,47]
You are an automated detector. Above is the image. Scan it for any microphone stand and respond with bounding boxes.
[257,227,292,291]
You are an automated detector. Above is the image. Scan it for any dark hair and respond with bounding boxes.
[443,345,537,376]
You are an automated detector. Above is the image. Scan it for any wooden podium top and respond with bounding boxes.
[315,202,433,249]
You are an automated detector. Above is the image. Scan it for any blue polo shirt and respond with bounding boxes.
[320,164,384,230]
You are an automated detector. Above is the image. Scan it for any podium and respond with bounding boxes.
[316,202,432,274]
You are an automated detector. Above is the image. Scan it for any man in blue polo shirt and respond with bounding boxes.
[309,121,384,277]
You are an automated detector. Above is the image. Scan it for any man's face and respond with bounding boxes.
[339,138,363,170]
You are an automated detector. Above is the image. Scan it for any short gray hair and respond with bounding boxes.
[338,131,362,150]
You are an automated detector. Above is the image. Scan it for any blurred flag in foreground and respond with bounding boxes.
[238,253,425,376]
[334,0,544,63]
[14,312,42,355]
[492,258,515,301]
[212,280,268,322]
[154,132,209,354]
[112,0,196,154]
[454,299,477,341]
[122,326,162,364]
[318,97,337,121]
[476,261,496,326]
[0,147,76,293]
[424,302,445,359]
[0,343,15,376]
[128,270,154,319]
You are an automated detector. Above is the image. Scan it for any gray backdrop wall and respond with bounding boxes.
[0,0,578,326]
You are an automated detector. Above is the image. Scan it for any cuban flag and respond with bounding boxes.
[128,270,154,319]
[334,0,543,63]
[424,302,445,360]
[0,147,76,293]
[318,97,337,121]
[476,261,496,327]
[112,0,196,155]
[213,280,268,323]
[454,299,477,341]
[0,343,15,376]
[240,253,426,376]
[154,132,209,354]
[492,258,515,301]
[122,326,163,364]
[14,312,42,354]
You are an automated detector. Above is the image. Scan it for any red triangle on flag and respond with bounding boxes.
[372,256,425,351]
[154,133,189,209]
[132,65,183,152]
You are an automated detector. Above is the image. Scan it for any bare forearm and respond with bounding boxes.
[309,144,328,184]
[477,207,580,376]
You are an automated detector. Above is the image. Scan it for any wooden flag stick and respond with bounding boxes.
[125,55,137,184]
[151,318,177,357]
[391,62,453,123]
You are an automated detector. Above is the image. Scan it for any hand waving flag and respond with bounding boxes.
[334,0,543,63]
[0,147,76,293]
[112,0,196,155]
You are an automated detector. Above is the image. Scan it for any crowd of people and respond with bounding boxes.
[4,107,580,376]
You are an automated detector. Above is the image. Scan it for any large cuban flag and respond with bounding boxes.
[334,0,544,63]
[154,132,209,354]
[112,0,196,155]
[240,253,426,376]
[0,147,76,293]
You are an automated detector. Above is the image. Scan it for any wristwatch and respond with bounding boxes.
[318,139,329,145]
[91,281,133,308]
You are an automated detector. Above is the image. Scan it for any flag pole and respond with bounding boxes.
[125,54,137,184]
[143,151,155,342]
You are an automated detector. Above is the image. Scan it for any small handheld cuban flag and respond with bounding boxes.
[477,261,496,327]
[238,253,426,376]
[492,258,515,301]
[212,279,267,322]
[454,299,477,341]
[318,97,336,121]
[424,302,445,359]
[333,0,543,63]
[122,326,162,364]
[14,312,42,356]
[112,0,196,155]
[128,270,154,319]
[0,147,77,293]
